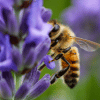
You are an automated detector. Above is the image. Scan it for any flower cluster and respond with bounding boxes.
[62,0,100,76]
[0,0,55,99]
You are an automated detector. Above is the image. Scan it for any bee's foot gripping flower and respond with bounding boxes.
[0,0,55,99]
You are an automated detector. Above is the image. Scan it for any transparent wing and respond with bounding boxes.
[73,37,100,52]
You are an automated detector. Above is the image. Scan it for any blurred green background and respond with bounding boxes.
[35,0,100,100]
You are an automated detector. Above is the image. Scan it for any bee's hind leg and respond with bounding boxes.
[50,56,70,84]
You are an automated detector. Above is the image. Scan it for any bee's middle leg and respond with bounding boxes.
[50,47,71,84]
[38,47,71,71]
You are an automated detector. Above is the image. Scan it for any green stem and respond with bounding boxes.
[15,73,23,91]
[11,97,15,100]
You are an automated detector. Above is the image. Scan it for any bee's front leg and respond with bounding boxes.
[49,47,71,62]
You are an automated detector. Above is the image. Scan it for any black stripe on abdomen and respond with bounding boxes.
[64,78,78,89]
[70,66,79,71]
[71,60,79,64]
[70,73,79,78]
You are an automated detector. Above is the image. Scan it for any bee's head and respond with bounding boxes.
[48,20,60,38]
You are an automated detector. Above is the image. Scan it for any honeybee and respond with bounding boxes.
[38,20,100,88]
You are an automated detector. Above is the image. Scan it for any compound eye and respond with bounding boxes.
[51,24,60,32]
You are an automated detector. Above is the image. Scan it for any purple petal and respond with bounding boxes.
[23,66,40,86]
[25,25,51,48]
[22,43,34,60]
[25,29,44,47]
[0,0,14,8]
[0,77,12,99]
[32,70,40,85]
[0,34,18,72]
[2,8,18,35]
[23,48,36,68]
[0,59,18,71]
[0,1,14,33]
[0,13,6,32]
[0,44,6,62]
[15,82,30,100]
[20,9,29,34]
[5,35,12,59]
[28,0,43,30]
[41,7,52,22]
[11,48,22,69]
[27,74,50,99]
[2,71,15,92]
[43,55,55,69]
[0,34,11,62]
[35,37,51,62]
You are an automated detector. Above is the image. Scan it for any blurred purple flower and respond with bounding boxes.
[62,0,100,40]
[62,0,100,77]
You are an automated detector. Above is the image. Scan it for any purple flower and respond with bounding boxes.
[0,0,55,99]
[26,74,50,99]
[0,33,17,71]
[0,0,53,72]
[0,67,50,99]
[15,67,50,100]
[0,0,18,35]
[62,0,100,76]
[21,0,53,71]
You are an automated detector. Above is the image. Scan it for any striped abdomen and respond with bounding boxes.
[61,47,80,88]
